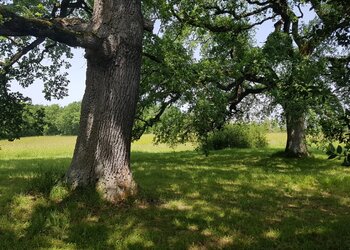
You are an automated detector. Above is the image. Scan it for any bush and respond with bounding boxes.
[204,123,268,151]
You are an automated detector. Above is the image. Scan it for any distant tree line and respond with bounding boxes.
[0,102,81,139]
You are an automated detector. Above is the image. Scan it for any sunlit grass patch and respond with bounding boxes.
[49,183,70,203]
[0,136,76,159]
[266,132,287,148]
[10,194,38,221]
[1,134,350,249]
[161,199,193,211]
[263,228,281,240]
[132,134,195,152]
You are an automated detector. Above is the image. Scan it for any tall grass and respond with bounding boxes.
[1,134,350,249]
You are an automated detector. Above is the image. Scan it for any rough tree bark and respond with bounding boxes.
[0,0,144,202]
[284,110,309,158]
[65,0,143,202]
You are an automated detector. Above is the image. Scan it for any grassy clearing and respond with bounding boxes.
[1,134,350,249]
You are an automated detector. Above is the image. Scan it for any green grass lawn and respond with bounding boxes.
[1,134,350,249]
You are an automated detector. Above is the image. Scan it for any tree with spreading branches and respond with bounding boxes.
[0,0,154,202]
[153,0,350,157]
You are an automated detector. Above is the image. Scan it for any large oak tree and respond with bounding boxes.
[0,0,150,202]
[154,0,350,157]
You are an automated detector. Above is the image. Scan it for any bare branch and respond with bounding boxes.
[215,77,245,91]
[297,3,304,19]
[60,0,70,17]
[228,86,268,112]
[0,6,101,49]
[6,36,20,46]
[143,18,154,33]
[142,52,163,64]
[134,93,181,140]
[204,4,272,20]
[34,41,58,64]
[244,14,278,31]
[0,37,45,72]
[171,5,276,34]
[291,18,303,48]
[247,0,270,6]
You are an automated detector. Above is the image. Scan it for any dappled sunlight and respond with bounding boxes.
[10,194,39,222]
[161,200,193,211]
[338,196,350,206]
[216,235,235,248]
[263,228,281,240]
[295,226,329,236]
[1,135,350,248]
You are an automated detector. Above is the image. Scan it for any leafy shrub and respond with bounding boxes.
[203,123,268,151]
[326,143,350,167]
[153,107,193,147]
[325,109,350,167]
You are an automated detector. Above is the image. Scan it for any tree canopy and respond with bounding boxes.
[147,0,350,157]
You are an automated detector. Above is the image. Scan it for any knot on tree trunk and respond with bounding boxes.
[51,17,90,33]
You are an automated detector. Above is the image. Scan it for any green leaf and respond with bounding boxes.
[337,145,343,154]
[37,3,44,10]
[327,143,336,153]
[326,150,333,155]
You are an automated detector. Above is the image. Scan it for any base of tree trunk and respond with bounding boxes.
[284,148,310,158]
[66,174,138,203]
[96,178,138,203]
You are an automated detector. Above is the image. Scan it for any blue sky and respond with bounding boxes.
[11,48,86,106]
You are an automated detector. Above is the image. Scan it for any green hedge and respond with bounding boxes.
[204,124,268,151]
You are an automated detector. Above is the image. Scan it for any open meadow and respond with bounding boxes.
[1,133,350,249]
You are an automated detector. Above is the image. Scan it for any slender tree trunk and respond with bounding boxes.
[66,0,143,202]
[285,110,309,158]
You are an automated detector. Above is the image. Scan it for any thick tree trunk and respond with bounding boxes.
[66,0,143,202]
[285,110,309,158]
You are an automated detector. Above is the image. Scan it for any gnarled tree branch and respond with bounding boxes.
[143,18,154,33]
[0,6,101,49]
[134,92,181,140]
[171,6,276,34]
[228,86,268,113]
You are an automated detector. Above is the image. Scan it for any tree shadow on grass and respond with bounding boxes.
[132,149,350,248]
[22,188,112,249]
[1,150,350,249]
[0,157,111,249]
